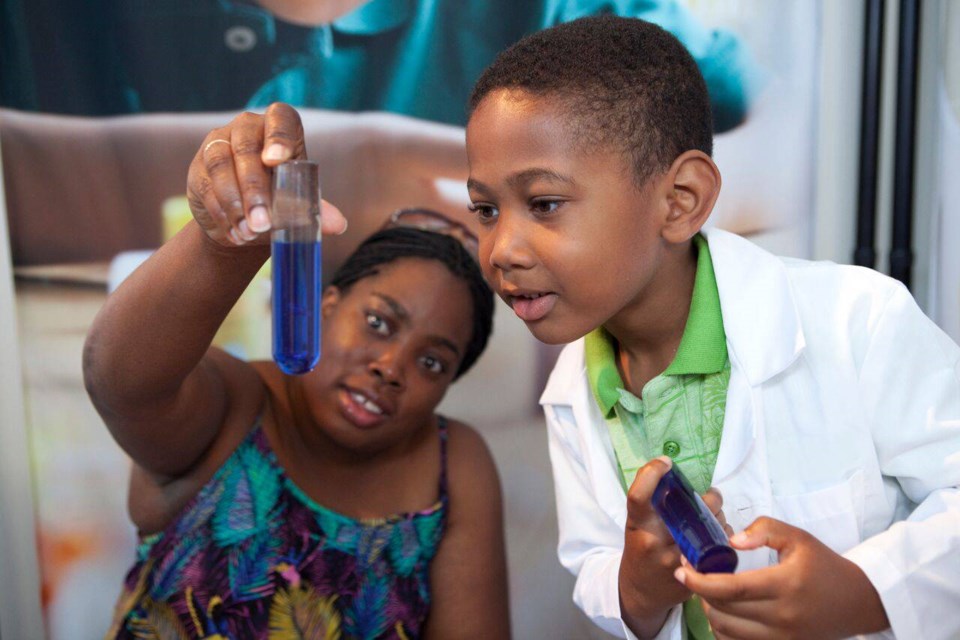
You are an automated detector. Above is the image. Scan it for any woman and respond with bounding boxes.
[83,113,508,639]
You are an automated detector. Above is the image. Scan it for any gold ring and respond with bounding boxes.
[203,138,231,153]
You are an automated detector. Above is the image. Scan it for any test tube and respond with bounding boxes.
[270,160,322,375]
[652,466,738,573]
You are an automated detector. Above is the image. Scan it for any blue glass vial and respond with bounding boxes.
[652,467,738,573]
[270,161,322,375]
[271,237,321,374]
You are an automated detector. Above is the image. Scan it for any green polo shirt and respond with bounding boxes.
[586,233,728,640]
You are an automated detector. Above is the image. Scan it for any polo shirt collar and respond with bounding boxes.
[585,327,621,418]
[664,234,728,375]
[585,234,727,417]
[333,0,412,35]
[228,0,411,35]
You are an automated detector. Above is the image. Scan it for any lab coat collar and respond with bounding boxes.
[702,227,806,386]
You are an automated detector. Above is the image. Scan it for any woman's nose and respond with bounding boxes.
[368,345,404,389]
[486,210,535,272]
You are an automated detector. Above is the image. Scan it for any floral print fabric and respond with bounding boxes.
[107,418,448,639]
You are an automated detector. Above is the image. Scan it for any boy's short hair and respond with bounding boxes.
[468,15,713,184]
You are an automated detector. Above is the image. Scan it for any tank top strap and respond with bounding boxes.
[437,415,449,498]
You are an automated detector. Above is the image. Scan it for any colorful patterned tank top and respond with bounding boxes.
[107,417,449,640]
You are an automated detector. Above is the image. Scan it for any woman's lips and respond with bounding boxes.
[509,293,558,322]
[338,387,389,428]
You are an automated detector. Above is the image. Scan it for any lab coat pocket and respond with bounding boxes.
[772,470,865,554]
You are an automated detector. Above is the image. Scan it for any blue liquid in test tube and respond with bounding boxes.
[272,238,321,374]
[270,160,322,375]
[652,467,738,573]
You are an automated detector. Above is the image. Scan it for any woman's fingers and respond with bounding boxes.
[201,130,250,243]
[262,103,306,165]
[186,155,229,244]
[321,200,348,236]
[187,104,346,244]
[229,113,272,234]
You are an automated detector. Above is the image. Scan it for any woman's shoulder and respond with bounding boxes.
[441,418,502,511]
[442,418,495,465]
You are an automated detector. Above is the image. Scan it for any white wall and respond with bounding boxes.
[0,124,45,640]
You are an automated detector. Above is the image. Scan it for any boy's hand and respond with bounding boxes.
[676,517,890,639]
[186,102,347,248]
[619,457,729,637]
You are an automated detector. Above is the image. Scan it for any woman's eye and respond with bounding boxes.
[468,203,498,223]
[530,199,562,215]
[366,312,390,335]
[420,355,447,375]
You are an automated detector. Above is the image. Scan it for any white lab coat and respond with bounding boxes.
[540,228,960,640]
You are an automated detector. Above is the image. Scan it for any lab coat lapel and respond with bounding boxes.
[704,228,805,387]
[705,228,804,485]
[540,342,630,529]
[705,228,804,568]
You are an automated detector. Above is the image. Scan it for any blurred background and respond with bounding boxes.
[1,1,958,638]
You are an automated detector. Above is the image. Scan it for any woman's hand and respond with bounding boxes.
[186,102,347,247]
[676,517,890,639]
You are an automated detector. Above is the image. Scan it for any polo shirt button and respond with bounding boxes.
[225,25,257,52]
[663,441,680,458]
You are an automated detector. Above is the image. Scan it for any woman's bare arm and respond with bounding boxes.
[83,220,269,477]
[424,421,511,639]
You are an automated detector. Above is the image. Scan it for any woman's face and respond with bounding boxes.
[300,257,474,454]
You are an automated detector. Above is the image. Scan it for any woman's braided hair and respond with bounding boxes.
[330,226,494,379]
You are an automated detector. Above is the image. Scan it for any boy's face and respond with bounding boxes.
[466,90,674,345]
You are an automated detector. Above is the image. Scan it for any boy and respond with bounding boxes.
[464,15,960,640]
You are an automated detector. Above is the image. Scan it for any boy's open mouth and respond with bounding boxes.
[507,291,558,323]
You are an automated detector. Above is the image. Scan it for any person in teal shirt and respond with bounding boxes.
[3,0,758,132]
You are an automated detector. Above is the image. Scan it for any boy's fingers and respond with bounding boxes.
[675,564,778,603]
[702,487,728,532]
[700,601,774,639]
[262,102,306,165]
[730,517,804,552]
[625,455,673,525]
[701,487,723,515]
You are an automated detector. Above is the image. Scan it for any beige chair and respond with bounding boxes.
[1,107,472,271]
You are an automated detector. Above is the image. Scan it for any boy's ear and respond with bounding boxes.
[321,286,342,318]
[660,150,721,244]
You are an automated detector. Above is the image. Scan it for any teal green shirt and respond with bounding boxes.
[586,233,729,640]
[4,0,758,131]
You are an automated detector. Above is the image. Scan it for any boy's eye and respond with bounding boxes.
[366,312,390,336]
[468,202,498,224]
[530,199,563,216]
[419,355,447,375]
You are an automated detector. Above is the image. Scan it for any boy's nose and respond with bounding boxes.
[487,211,535,272]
